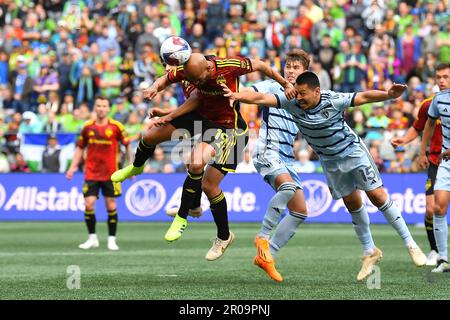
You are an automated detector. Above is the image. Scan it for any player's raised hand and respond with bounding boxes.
[154,115,173,127]
[220,83,236,107]
[149,107,168,118]
[390,137,405,148]
[284,82,297,100]
[387,83,408,99]
[418,154,429,169]
[142,86,158,100]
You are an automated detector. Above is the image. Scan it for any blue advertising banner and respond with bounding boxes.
[0,173,429,223]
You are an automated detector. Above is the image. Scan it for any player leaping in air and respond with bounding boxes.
[112,53,296,260]
[222,71,427,279]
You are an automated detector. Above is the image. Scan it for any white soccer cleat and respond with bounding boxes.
[407,245,427,267]
[166,207,203,218]
[107,236,119,251]
[205,231,235,261]
[78,235,99,250]
[357,247,383,281]
[431,259,449,273]
[426,250,439,266]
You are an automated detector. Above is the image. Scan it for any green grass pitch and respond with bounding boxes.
[0,222,448,300]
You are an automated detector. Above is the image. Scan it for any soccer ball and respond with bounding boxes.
[160,36,192,66]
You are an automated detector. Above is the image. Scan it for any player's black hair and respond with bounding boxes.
[295,71,320,89]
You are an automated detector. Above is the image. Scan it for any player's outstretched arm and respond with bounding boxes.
[419,118,437,168]
[353,83,407,106]
[221,83,278,107]
[66,146,83,180]
[142,75,171,100]
[154,91,201,127]
[250,59,296,99]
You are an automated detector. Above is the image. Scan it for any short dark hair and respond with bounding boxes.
[285,49,310,70]
[95,95,110,105]
[295,71,320,89]
[436,63,450,72]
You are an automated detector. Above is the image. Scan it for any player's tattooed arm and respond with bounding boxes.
[154,90,201,127]
[250,59,296,99]
[353,83,407,106]
[221,83,278,108]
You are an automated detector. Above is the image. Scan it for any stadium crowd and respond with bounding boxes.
[0,0,448,174]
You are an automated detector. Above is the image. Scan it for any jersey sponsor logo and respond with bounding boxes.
[302,180,333,217]
[125,179,166,217]
[0,184,6,209]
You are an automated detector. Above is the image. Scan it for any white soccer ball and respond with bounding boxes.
[160,36,192,66]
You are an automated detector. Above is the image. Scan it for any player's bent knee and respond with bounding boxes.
[277,182,297,199]
[188,163,204,174]
[367,188,388,208]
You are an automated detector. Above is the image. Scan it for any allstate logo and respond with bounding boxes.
[0,183,5,209]
[302,180,332,218]
[125,180,166,217]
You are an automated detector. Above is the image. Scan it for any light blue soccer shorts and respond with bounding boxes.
[434,162,450,191]
[320,144,383,200]
[253,150,303,191]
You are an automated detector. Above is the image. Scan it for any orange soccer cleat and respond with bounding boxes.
[254,255,283,282]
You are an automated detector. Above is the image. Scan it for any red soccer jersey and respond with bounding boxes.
[413,96,442,165]
[167,56,253,128]
[77,119,129,181]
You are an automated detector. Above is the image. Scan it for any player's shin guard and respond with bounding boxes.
[350,206,376,255]
[107,209,118,236]
[209,191,229,241]
[133,139,156,167]
[259,183,297,239]
[425,216,438,252]
[379,198,414,247]
[434,215,448,261]
[178,171,204,219]
[270,211,306,257]
[84,209,96,234]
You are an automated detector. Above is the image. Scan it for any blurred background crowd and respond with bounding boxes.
[0,0,448,174]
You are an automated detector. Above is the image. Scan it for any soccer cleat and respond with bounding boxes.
[165,214,187,242]
[166,207,203,218]
[254,235,273,263]
[254,255,283,282]
[426,250,439,266]
[357,247,383,281]
[431,259,449,273]
[205,231,235,261]
[111,164,144,182]
[107,236,119,251]
[407,245,427,267]
[78,235,99,250]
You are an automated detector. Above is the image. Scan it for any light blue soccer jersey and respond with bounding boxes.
[252,80,299,163]
[429,89,450,170]
[275,90,359,161]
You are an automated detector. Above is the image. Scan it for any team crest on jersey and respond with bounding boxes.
[88,130,95,137]
[105,128,113,138]
[216,75,226,85]
[321,109,330,119]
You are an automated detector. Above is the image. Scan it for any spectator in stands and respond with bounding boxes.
[369,143,386,173]
[144,146,174,173]
[33,63,60,99]
[10,152,30,173]
[19,111,41,134]
[366,105,390,142]
[10,62,33,113]
[41,134,61,173]
[388,147,412,173]
[294,149,315,173]
[0,150,9,173]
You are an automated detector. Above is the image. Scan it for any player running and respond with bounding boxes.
[391,63,450,266]
[112,53,296,260]
[66,96,132,251]
[223,71,427,279]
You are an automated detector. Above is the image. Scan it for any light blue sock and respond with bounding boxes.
[379,199,415,247]
[350,205,376,255]
[259,183,297,239]
[434,215,448,261]
[270,211,306,257]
